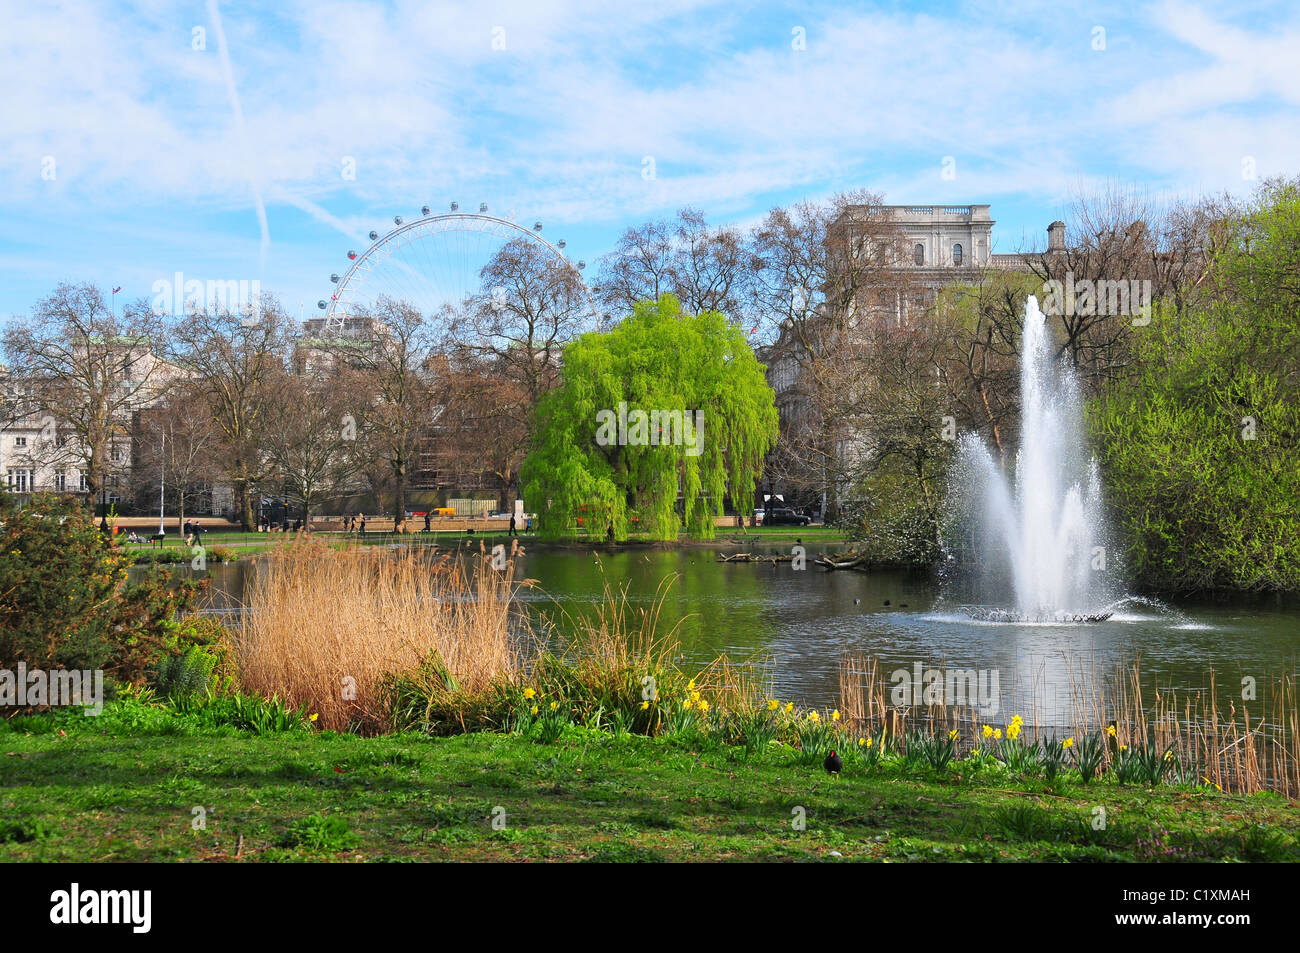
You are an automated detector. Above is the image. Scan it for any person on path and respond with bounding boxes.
[509,514,517,537]
[191,522,204,547]
[183,519,193,544]
[358,514,366,537]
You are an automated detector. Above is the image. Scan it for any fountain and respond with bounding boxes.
[955,296,1116,623]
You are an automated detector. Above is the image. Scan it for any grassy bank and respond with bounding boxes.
[2,713,1296,862]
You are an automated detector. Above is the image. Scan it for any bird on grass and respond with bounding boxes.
[824,750,842,775]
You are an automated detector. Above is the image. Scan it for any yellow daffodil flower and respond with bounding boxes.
[523,687,536,700]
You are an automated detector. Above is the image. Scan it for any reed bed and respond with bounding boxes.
[235,537,528,732]
[838,652,1300,797]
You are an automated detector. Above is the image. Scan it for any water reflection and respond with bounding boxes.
[158,545,1299,721]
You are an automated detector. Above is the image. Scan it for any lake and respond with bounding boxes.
[164,540,1300,724]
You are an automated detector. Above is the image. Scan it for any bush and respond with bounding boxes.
[0,492,197,682]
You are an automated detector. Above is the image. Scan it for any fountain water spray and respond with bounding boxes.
[957,296,1115,622]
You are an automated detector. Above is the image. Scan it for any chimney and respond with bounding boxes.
[1047,220,1066,252]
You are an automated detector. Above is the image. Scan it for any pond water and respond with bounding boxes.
[162,543,1300,723]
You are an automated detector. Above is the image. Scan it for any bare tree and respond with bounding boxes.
[335,297,443,531]
[3,282,168,513]
[594,208,753,320]
[458,238,594,403]
[168,295,293,529]
[132,381,222,532]
[748,191,914,513]
[260,370,364,524]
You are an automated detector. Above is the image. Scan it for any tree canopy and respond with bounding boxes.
[521,295,778,540]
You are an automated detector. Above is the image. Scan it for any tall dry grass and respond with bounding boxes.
[838,652,1300,796]
[235,538,529,732]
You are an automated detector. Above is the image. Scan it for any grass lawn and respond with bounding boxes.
[2,718,1295,862]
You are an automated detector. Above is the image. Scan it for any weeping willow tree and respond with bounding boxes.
[521,295,778,540]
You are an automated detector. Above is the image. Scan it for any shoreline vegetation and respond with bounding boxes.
[6,509,1298,861]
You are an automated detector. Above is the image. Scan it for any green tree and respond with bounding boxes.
[1089,178,1300,593]
[521,296,778,540]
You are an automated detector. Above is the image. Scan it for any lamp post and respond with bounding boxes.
[157,427,166,537]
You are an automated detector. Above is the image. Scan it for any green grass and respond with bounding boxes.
[2,711,1296,862]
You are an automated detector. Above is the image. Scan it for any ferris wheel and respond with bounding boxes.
[317,202,601,334]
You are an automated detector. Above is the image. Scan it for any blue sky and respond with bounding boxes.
[1,0,1297,320]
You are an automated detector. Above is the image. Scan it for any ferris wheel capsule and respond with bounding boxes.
[330,274,339,283]
[479,202,488,213]
[317,300,327,310]
[348,250,358,260]
[394,216,403,225]
[577,260,586,270]
[557,239,566,249]
[369,231,378,240]
[450,201,459,211]
[534,221,543,231]
[421,205,430,216]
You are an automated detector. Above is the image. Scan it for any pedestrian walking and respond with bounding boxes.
[191,521,204,547]
[358,514,366,537]
[183,519,193,544]
[509,514,517,537]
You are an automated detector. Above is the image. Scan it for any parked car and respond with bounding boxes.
[765,507,811,526]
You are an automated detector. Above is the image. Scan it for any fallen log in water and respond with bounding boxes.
[813,550,869,571]
[717,552,793,563]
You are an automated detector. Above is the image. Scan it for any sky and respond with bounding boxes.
[1,0,1297,321]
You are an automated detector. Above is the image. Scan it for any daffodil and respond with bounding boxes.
[523,687,536,700]
[640,700,650,710]
[832,710,841,722]
[1106,724,1117,737]
[767,699,779,712]
[784,702,794,715]
[993,728,1002,739]
[549,700,559,711]
[309,713,318,722]
[530,705,539,716]
[1119,744,1128,752]
[698,700,710,713]
[1063,737,1074,749]
[858,737,866,747]
[683,699,694,711]
[808,710,821,723]
[948,728,959,741]
[690,690,701,702]
[864,737,873,748]
[687,679,696,691]
[982,724,993,739]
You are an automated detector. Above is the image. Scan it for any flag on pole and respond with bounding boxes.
[112,286,121,294]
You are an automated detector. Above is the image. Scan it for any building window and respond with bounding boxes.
[14,436,26,448]
[913,243,925,266]
[54,471,67,492]
[79,470,88,492]
[7,469,30,493]
[111,445,122,463]
[953,243,963,266]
